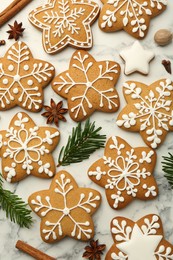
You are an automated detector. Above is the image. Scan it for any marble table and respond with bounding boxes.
[0,0,173,259]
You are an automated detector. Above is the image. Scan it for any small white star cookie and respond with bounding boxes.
[120,41,155,75]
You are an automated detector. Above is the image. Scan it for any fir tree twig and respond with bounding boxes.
[58,119,106,166]
[162,153,173,189]
[0,174,33,228]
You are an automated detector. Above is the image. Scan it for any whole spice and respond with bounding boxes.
[162,60,172,74]
[83,240,106,260]
[7,21,25,41]
[154,29,172,46]
[0,0,32,28]
[16,240,56,260]
[0,40,6,46]
[41,99,68,127]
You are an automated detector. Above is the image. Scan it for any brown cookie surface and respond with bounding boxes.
[99,0,167,39]
[52,50,120,121]
[106,214,173,260]
[28,170,101,243]
[0,41,55,111]
[116,79,173,149]
[0,112,60,182]
[88,136,158,209]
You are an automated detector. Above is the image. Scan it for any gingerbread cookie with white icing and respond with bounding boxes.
[28,170,101,243]
[99,0,167,39]
[116,79,173,149]
[52,50,120,121]
[28,0,100,54]
[0,112,60,183]
[88,136,158,210]
[106,214,173,260]
[0,41,55,112]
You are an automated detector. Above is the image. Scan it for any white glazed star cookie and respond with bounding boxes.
[106,214,173,260]
[0,112,60,182]
[99,0,167,39]
[28,0,100,54]
[28,170,101,243]
[120,41,155,75]
[0,41,55,111]
[117,79,173,149]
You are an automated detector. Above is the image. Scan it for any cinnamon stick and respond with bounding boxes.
[16,240,56,260]
[0,0,32,28]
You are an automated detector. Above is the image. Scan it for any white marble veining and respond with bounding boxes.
[0,0,173,259]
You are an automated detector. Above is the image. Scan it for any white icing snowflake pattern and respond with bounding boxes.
[99,0,167,38]
[106,215,173,260]
[52,50,120,121]
[117,79,173,149]
[0,41,54,111]
[29,0,100,53]
[29,171,101,242]
[0,112,60,182]
[88,136,158,209]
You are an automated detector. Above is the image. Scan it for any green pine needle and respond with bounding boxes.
[58,119,106,166]
[162,153,173,189]
[0,175,33,228]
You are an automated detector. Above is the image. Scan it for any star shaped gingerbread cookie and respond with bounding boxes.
[28,0,100,54]
[106,214,173,260]
[52,50,120,121]
[0,112,60,182]
[116,79,173,149]
[88,136,158,210]
[99,0,167,39]
[28,170,101,243]
[0,41,55,112]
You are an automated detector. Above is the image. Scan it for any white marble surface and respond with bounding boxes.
[0,0,173,259]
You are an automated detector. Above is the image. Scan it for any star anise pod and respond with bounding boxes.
[42,99,68,127]
[83,240,106,260]
[7,21,25,41]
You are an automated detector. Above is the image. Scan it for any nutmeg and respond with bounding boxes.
[154,29,172,46]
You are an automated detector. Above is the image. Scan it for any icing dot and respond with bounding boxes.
[86,82,92,88]
[3,78,8,85]
[27,80,33,86]
[24,65,29,71]
[63,207,70,215]
[8,65,14,71]
[13,88,19,94]
[14,75,20,82]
